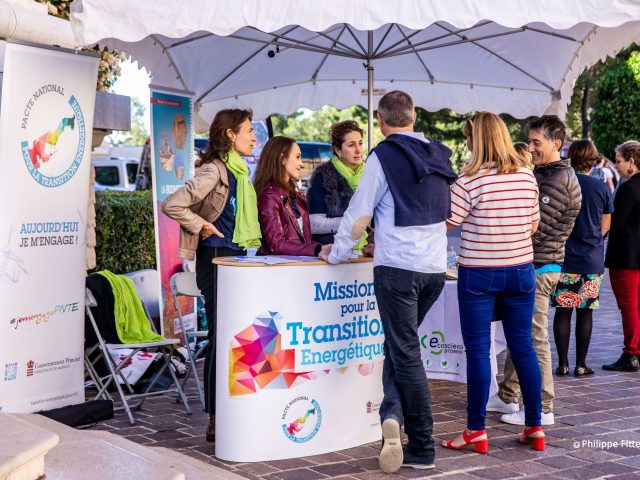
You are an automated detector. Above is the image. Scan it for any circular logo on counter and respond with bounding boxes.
[281,397,322,443]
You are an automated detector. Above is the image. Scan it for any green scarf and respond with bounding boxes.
[98,271,164,344]
[224,149,262,250]
[332,157,364,191]
[331,157,367,252]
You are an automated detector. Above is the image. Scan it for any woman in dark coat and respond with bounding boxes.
[307,120,369,252]
[602,141,640,372]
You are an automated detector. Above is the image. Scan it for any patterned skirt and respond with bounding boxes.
[550,272,604,309]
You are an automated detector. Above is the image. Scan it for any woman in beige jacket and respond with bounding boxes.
[162,108,261,441]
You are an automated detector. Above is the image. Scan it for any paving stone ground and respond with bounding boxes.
[87,271,640,479]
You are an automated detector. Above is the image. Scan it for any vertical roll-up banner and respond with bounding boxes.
[0,41,98,412]
[149,88,194,338]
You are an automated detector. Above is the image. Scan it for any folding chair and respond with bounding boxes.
[170,271,208,409]
[84,280,192,425]
[124,269,160,320]
[182,259,196,273]
[84,289,113,402]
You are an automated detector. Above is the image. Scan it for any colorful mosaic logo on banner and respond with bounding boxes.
[229,311,376,396]
[19,87,86,188]
[229,311,328,396]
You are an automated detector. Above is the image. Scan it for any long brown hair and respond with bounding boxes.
[197,109,252,167]
[462,112,530,176]
[253,136,297,196]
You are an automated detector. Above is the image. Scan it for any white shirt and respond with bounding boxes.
[328,132,447,273]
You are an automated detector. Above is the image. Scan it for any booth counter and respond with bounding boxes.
[213,257,503,462]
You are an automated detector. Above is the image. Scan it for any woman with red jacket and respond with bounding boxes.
[254,136,322,256]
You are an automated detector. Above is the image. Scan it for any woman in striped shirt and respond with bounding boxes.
[442,112,544,453]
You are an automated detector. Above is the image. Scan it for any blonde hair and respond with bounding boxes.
[462,112,530,176]
[514,142,533,170]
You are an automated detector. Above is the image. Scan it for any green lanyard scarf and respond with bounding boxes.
[331,157,367,251]
[225,149,262,250]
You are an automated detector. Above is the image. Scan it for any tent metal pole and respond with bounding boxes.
[367,30,374,152]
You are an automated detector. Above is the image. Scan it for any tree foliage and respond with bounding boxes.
[271,106,531,171]
[592,50,640,159]
[271,105,385,147]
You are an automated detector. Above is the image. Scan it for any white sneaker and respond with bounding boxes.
[500,409,555,426]
[379,418,403,473]
[486,394,519,414]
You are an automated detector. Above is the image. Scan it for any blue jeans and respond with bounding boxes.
[374,266,445,460]
[457,264,541,430]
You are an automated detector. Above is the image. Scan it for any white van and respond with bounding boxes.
[92,157,140,191]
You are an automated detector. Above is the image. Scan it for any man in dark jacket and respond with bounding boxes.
[488,116,581,426]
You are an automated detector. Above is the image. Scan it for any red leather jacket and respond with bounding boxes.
[257,182,320,256]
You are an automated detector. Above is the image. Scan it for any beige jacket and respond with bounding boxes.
[161,159,229,260]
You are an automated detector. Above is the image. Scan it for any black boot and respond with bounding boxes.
[602,353,640,372]
[205,415,215,442]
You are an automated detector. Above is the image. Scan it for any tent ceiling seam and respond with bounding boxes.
[375,21,492,58]
[556,26,597,96]
[166,32,213,50]
[523,26,579,42]
[196,25,301,103]
[379,27,524,58]
[227,32,360,58]
[312,28,363,57]
[344,24,368,56]
[394,24,435,82]
[153,34,189,91]
[312,25,349,81]
[434,22,555,91]
[372,24,395,57]
[246,25,358,57]
[374,27,425,57]
[204,77,551,104]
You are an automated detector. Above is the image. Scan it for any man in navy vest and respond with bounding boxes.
[320,91,456,473]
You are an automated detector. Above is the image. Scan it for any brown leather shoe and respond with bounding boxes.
[206,415,215,442]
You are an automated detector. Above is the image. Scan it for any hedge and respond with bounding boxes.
[94,190,156,274]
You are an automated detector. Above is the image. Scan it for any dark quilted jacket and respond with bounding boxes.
[308,161,353,218]
[532,159,582,265]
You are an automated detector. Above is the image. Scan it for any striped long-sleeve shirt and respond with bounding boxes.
[448,167,540,268]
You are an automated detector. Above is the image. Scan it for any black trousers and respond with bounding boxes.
[195,245,244,414]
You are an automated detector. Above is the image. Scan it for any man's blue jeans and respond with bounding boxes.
[374,266,445,460]
[457,264,541,430]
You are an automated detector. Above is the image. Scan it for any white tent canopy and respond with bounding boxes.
[70,0,640,133]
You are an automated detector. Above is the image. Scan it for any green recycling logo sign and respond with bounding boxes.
[420,330,445,355]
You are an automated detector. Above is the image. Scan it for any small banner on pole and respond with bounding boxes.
[0,41,98,412]
[149,88,195,338]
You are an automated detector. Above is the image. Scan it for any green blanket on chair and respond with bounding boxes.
[98,270,164,344]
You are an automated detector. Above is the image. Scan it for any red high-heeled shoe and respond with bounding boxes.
[442,429,488,454]
[516,426,545,451]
